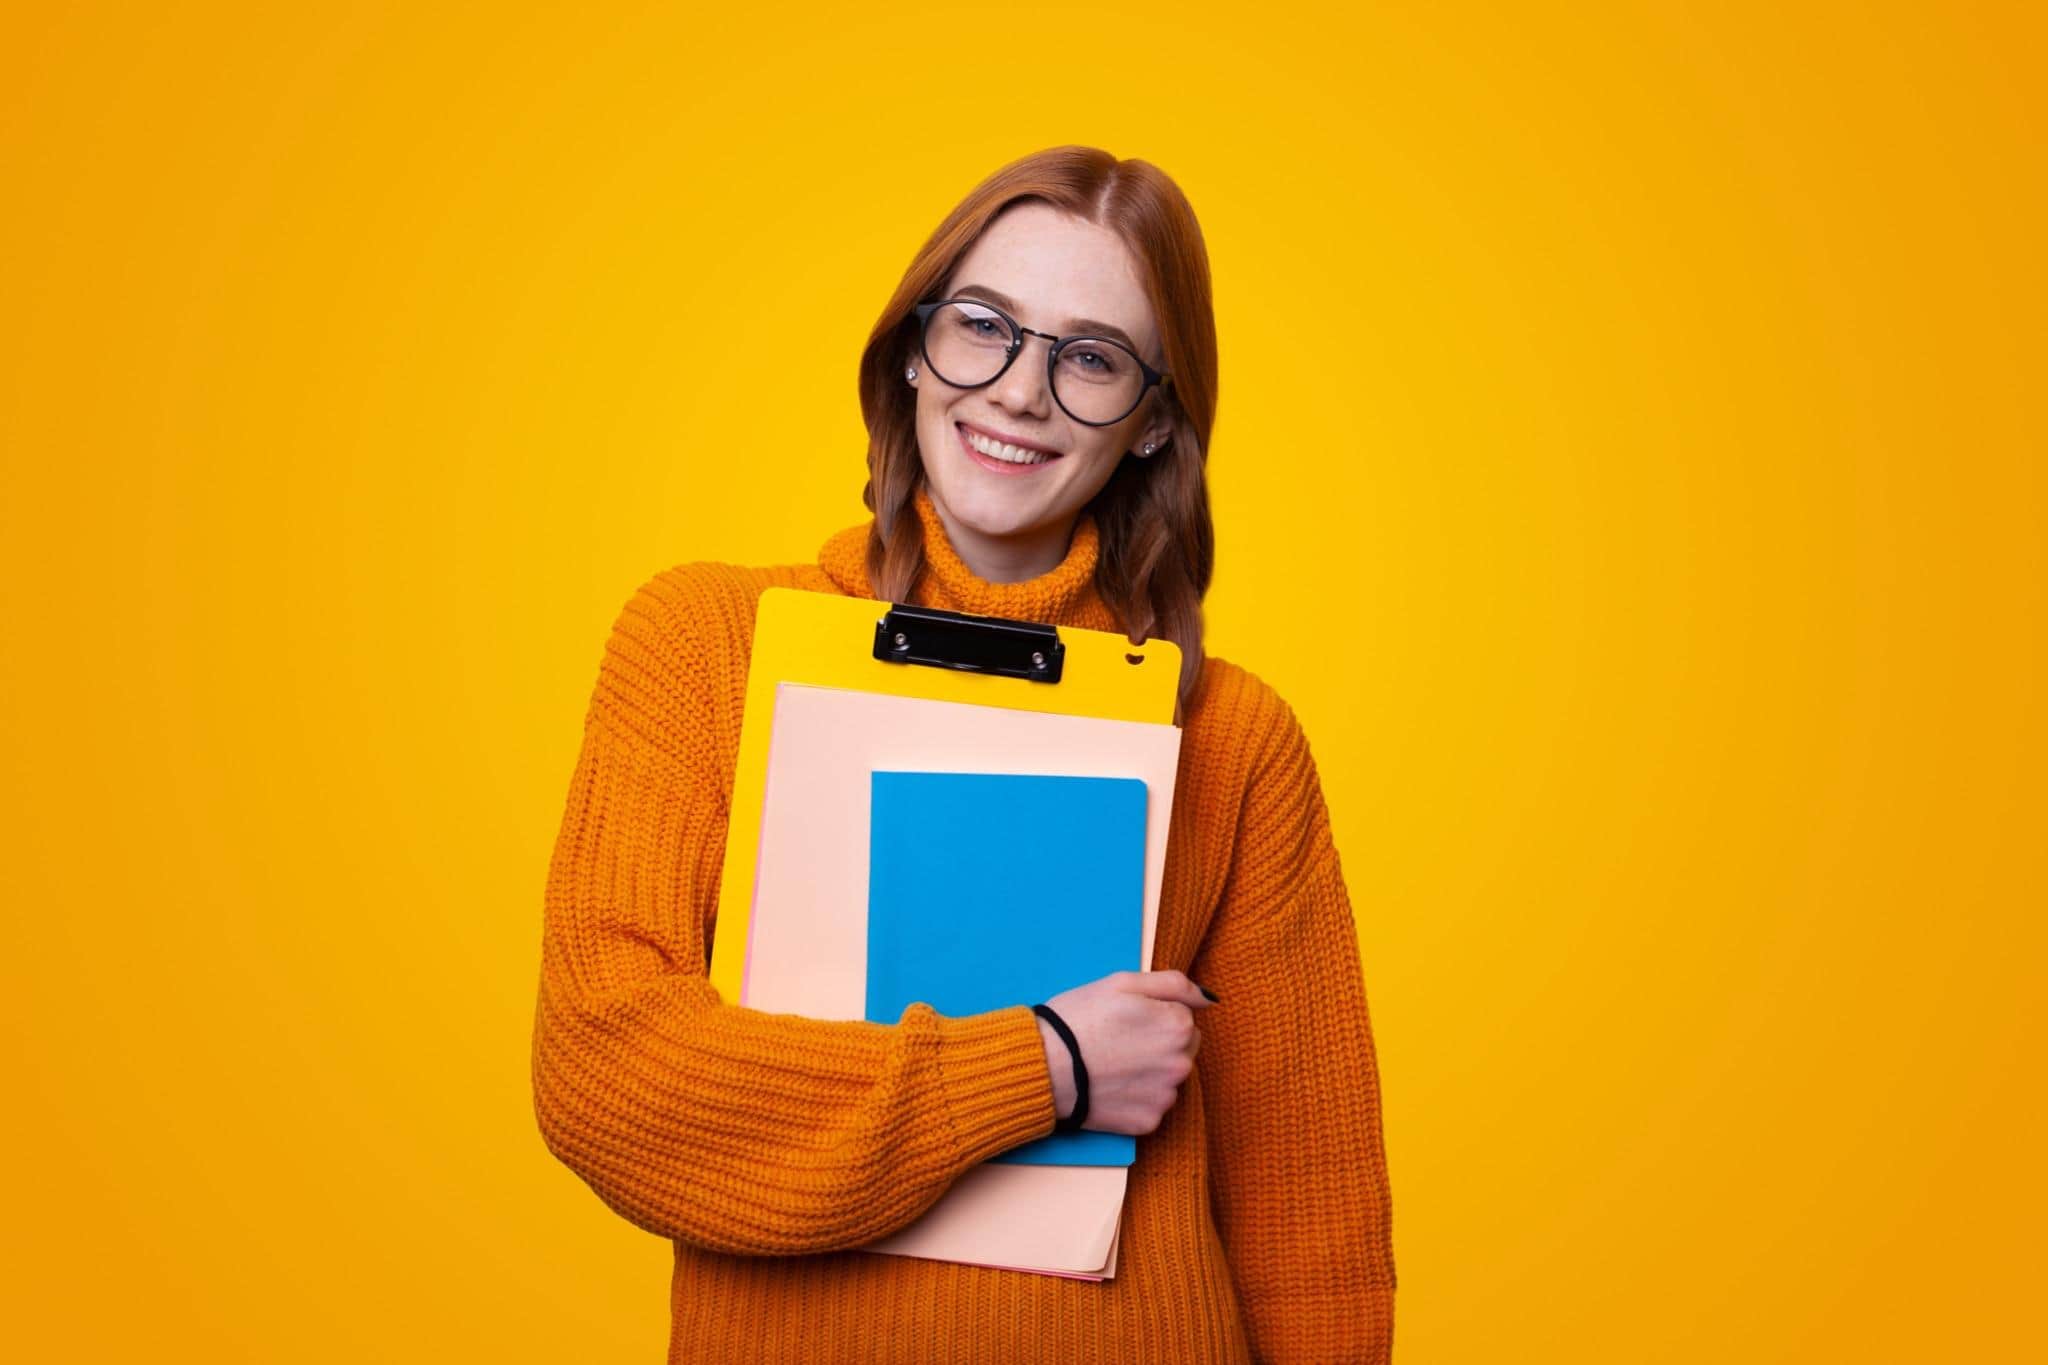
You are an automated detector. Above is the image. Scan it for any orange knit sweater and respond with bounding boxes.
[531,487,1396,1363]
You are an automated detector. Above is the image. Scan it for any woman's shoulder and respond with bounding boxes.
[1184,654,1340,894]
[615,556,841,639]
[1183,653,1314,779]
[584,555,845,778]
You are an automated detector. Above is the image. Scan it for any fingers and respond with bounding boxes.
[1116,968,1217,1010]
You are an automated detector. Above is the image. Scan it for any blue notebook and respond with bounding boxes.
[865,770,1146,1166]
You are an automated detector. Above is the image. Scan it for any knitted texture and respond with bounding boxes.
[531,485,1397,1363]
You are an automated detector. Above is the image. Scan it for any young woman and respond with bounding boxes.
[532,145,1396,1363]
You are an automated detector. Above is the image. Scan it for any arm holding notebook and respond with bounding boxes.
[530,572,1062,1257]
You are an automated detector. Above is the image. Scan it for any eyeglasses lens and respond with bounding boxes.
[922,301,1144,424]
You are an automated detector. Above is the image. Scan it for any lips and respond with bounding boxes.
[954,422,1066,476]
[957,421,1061,457]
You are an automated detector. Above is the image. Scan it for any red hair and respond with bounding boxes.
[855,145,1219,717]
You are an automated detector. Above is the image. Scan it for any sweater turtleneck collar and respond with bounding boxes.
[817,484,1122,632]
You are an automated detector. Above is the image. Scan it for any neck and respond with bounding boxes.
[819,485,1116,632]
[926,502,1078,585]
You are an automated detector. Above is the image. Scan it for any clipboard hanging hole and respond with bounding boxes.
[1125,652,1145,665]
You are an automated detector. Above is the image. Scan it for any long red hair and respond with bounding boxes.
[855,145,1219,717]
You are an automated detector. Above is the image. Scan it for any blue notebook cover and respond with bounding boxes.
[865,770,1146,1166]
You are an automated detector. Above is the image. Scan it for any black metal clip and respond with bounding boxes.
[872,603,1065,683]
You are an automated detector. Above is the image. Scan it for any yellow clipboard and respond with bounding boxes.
[707,586,1182,1003]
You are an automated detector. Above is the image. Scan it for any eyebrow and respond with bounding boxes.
[950,283,1145,356]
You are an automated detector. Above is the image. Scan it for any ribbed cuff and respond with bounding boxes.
[931,1004,1060,1166]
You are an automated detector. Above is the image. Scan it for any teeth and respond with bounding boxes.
[963,427,1054,464]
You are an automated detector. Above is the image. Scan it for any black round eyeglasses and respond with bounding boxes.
[911,297,1171,428]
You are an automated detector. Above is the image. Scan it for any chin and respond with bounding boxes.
[934,479,1046,538]
[920,442,1018,509]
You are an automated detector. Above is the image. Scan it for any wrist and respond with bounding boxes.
[1036,1016,1077,1120]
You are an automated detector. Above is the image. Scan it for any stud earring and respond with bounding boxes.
[906,367,917,381]
[1141,442,1156,455]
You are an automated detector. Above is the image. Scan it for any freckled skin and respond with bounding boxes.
[907,200,1174,585]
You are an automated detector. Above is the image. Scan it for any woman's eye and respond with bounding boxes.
[951,314,1003,339]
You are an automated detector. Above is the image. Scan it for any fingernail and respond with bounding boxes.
[1198,984,1220,1003]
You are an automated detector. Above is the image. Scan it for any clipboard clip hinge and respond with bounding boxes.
[873,603,1065,683]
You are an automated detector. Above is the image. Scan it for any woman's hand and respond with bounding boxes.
[1035,970,1216,1135]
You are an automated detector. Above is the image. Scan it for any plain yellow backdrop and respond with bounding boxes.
[2,3,2040,1360]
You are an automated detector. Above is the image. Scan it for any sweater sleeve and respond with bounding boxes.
[1191,695,1397,1363]
[529,570,1060,1256]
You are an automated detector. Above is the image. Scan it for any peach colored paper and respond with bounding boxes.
[743,683,1181,1015]
[742,682,1182,1279]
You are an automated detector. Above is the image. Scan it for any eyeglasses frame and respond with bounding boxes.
[910,297,1172,428]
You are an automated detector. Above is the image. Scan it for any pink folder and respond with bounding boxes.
[742,683,1183,1278]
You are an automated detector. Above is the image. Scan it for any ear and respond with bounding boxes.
[1131,385,1174,456]
[1134,420,1174,458]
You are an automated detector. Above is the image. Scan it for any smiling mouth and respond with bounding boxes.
[957,422,1063,468]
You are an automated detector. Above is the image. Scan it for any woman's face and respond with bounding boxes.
[907,201,1174,579]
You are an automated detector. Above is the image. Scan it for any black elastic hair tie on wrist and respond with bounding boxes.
[1031,1003,1090,1134]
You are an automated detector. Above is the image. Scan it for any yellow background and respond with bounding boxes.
[3,3,2039,1360]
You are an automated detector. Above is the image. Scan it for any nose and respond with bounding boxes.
[988,331,1054,417]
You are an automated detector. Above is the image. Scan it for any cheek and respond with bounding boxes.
[1075,436,1128,470]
